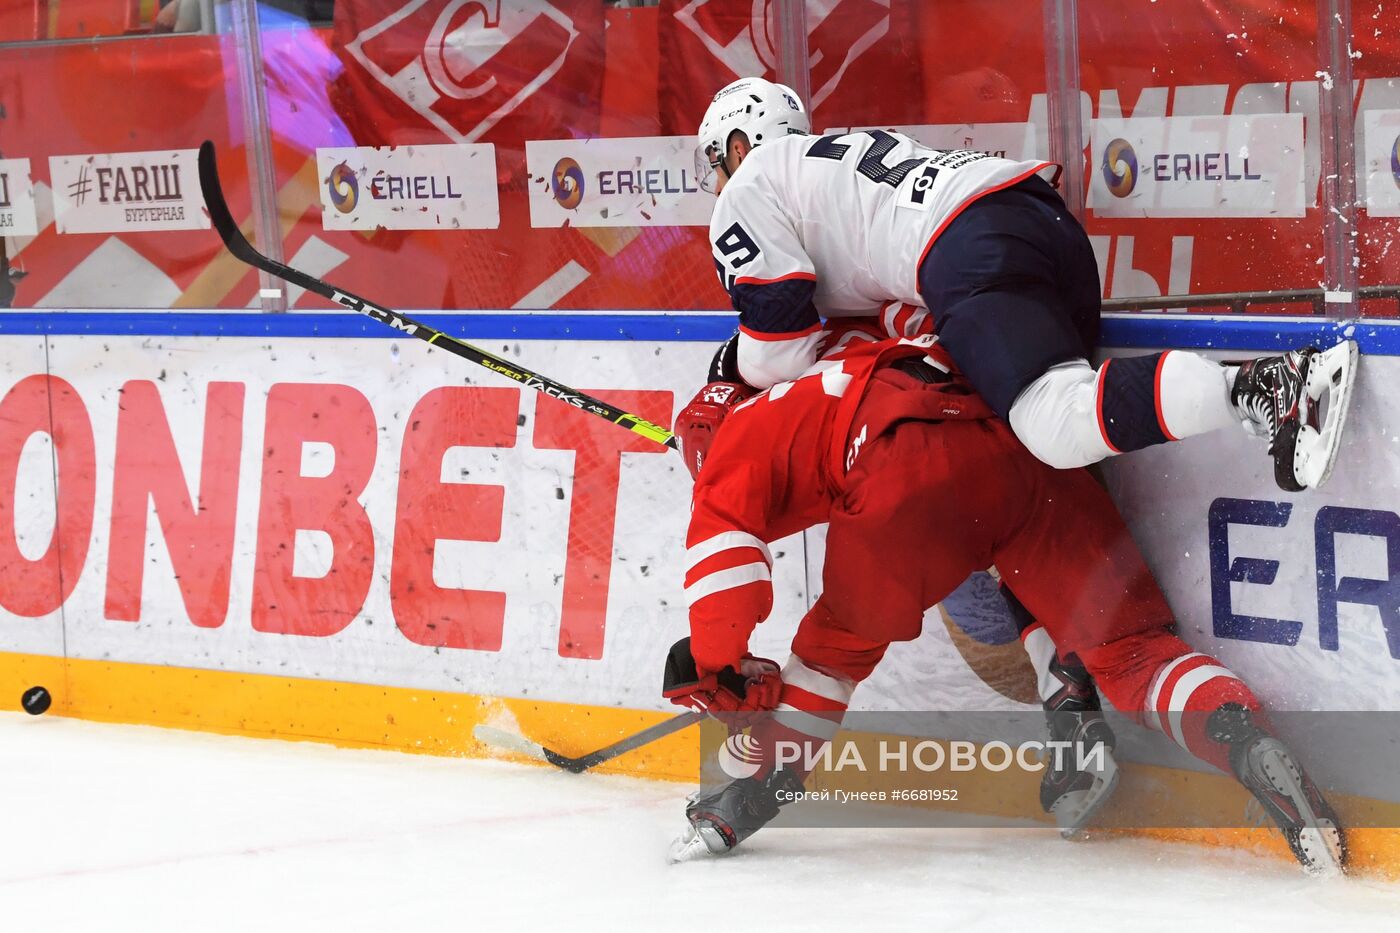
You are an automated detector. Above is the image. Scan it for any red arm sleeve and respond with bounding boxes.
[684,458,775,673]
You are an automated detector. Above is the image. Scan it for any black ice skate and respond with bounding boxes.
[1207,704,1348,876]
[1039,657,1119,839]
[1230,341,1357,492]
[668,767,804,862]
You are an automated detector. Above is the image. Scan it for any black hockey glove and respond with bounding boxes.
[708,332,744,385]
[662,637,781,714]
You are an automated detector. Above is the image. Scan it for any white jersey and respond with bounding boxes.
[708,130,1052,388]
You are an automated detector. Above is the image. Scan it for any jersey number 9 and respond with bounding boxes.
[713,222,761,290]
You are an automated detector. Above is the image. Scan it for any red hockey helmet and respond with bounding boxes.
[675,381,754,480]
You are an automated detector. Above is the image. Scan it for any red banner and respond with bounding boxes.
[0,1,1393,313]
[330,0,605,147]
[658,0,926,135]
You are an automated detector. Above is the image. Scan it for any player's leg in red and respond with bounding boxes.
[1008,591,1120,836]
[994,461,1347,874]
[670,600,891,861]
[674,418,1006,861]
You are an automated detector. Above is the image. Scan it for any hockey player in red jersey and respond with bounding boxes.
[661,328,1347,875]
[693,77,1356,493]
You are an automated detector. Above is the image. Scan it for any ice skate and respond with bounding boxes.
[1207,704,1348,876]
[668,767,804,862]
[1230,341,1357,492]
[1039,657,1119,839]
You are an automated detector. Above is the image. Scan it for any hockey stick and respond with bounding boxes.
[472,711,704,774]
[196,141,677,450]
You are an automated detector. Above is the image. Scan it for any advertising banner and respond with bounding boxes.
[526,135,710,228]
[826,123,1041,162]
[48,149,210,234]
[4,334,1399,719]
[316,144,500,231]
[0,333,1077,716]
[334,0,606,146]
[0,158,38,237]
[0,6,1398,312]
[1362,108,1400,217]
[0,336,719,711]
[1099,346,1400,713]
[1088,114,1307,219]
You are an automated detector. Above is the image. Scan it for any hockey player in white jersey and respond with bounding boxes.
[694,77,1356,491]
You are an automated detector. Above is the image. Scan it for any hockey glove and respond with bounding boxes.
[708,332,743,384]
[674,381,755,480]
[662,637,783,715]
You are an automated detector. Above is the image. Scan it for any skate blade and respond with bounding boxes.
[1293,340,1357,490]
[1253,742,1346,877]
[667,823,731,863]
[1051,753,1120,840]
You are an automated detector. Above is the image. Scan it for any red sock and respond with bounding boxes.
[1144,652,1263,774]
[752,654,855,780]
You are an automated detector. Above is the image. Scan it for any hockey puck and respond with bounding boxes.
[21,685,51,716]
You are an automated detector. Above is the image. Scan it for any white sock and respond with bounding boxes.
[1157,351,1240,439]
[1020,624,1061,705]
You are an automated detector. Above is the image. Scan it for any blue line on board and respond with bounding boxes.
[1,311,1398,354]
[0,311,741,342]
[1097,315,1400,354]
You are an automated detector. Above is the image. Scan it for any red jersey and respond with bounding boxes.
[682,329,992,672]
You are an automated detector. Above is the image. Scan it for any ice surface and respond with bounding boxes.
[2,715,1398,931]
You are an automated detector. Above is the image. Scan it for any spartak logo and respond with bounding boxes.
[345,0,580,143]
[672,0,890,110]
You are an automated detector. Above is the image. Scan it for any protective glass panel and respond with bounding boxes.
[261,0,727,312]
[0,2,253,309]
[1352,0,1400,316]
[1077,2,1327,314]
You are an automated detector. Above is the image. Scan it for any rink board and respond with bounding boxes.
[1,313,1399,873]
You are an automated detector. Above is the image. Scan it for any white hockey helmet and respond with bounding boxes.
[694,77,810,193]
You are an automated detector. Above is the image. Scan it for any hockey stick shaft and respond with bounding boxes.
[473,711,703,773]
[197,141,677,450]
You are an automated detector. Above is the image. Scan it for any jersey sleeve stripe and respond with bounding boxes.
[772,706,843,741]
[778,683,851,714]
[684,562,772,606]
[782,656,857,705]
[738,322,823,342]
[913,162,1056,275]
[880,302,901,337]
[734,271,818,285]
[686,531,773,572]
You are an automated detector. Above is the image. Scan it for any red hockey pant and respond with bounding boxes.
[785,417,1257,769]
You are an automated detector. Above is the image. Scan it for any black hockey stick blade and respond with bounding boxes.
[473,711,703,774]
[196,141,677,450]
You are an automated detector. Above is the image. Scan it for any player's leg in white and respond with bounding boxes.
[1007,344,1358,490]
[1007,351,1237,468]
